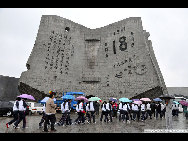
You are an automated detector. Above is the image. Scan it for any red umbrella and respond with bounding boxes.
[75,96,88,102]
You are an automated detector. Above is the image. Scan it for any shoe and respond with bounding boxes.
[42,130,49,132]
[93,122,96,124]
[13,125,20,129]
[127,120,130,124]
[6,123,9,128]
[51,128,57,132]
[22,127,28,129]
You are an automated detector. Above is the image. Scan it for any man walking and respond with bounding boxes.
[43,92,57,132]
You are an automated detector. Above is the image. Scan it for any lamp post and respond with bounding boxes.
[159,94,175,130]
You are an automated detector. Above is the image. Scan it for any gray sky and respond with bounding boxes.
[0,8,188,87]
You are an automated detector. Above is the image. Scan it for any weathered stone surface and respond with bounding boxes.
[0,75,20,101]
[19,15,168,101]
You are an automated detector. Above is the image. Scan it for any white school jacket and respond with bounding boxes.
[61,102,70,113]
[119,103,123,110]
[88,101,95,111]
[101,104,106,111]
[13,101,19,111]
[146,103,151,110]
[132,104,139,111]
[76,102,84,112]
[18,100,26,111]
[122,104,129,111]
[141,104,146,111]
[106,103,111,111]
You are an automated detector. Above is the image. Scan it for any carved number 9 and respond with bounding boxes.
[119,36,127,51]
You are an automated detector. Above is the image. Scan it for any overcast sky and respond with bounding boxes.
[0,8,188,87]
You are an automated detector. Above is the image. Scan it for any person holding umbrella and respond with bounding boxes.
[6,97,21,128]
[132,102,140,121]
[13,98,28,129]
[88,101,96,123]
[100,101,108,122]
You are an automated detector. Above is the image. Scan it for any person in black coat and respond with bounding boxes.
[155,102,161,119]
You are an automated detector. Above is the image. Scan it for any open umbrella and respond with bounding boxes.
[140,98,151,102]
[133,100,142,105]
[173,101,179,104]
[18,94,35,100]
[132,99,140,101]
[179,101,188,106]
[153,98,162,102]
[40,97,56,103]
[62,95,75,100]
[75,96,88,102]
[109,97,118,102]
[88,97,101,101]
[119,98,130,103]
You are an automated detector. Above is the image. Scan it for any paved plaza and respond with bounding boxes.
[1,112,188,133]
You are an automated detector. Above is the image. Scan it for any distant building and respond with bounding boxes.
[18,15,168,101]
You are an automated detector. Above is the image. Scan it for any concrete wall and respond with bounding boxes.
[19,15,167,101]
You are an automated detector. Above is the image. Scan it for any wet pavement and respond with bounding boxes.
[1,112,188,133]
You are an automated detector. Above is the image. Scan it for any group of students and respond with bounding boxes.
[55,99,168,127]
[6,93,181,132]
[6,97,28,129]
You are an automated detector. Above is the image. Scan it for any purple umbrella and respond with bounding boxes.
[179,101,188,106]
[18,94,35,100]
[132,99,140,101]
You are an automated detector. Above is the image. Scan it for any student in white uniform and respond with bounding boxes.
[88,101,96,123]
[140,102,146,121]
[132,103,140,121]
[146,102,152,119]
[118,102,124,121]
[160,102,166,119]
[6,97,21,128]
[13,98,28,129]
[39,103,48,128]
[122,102,130,123]
[100,101,108,122]
[106,101,113,122]
[57,100,67,126]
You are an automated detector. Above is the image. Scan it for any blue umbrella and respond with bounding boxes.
[61,95,75,100]
[40,97,56,103]
[119,98,130,102]
[109,97,118,102]
[153,98,162,102]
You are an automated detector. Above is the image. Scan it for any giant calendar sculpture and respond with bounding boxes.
[18,15,168,101]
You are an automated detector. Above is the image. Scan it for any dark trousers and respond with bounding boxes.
[146,110,152,119]
[44,114,56,131]
[106,110,112,122]
[156,111,161,119]
[122,110,129,121]
[160,109,166,118]
[75,112,85,123]
[14,111,26,128]
[119,110,124,121]
[133,110,140,121]
[100,111,108,122]
[88,111,95,123]
[112,109,118,118]
[141,111,146,120]
[8,111,19,125]
[39,112,46,126]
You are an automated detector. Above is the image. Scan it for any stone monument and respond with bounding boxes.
[18,15,168,101]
